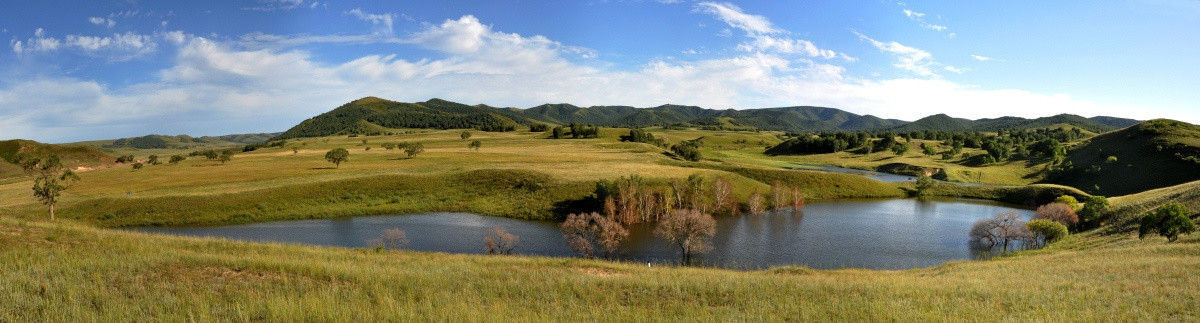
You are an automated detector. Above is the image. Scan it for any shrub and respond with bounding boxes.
[655,209,716,264]
[529,123,549,132]
[484,227,518,255]
[1053,195,1079,210]
[1077,196,1110,229]
[1027,219,1068,247]
[1035,203,1079,226]
[1139,202,1196,242]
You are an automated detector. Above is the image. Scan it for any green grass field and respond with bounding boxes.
[3,125,1199,319]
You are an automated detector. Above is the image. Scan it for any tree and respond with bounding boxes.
[921,144,937,156]
[218,150,234,164]
[969,211,1031,252]
[404,142,425,158]
[293,147,299,155]
[325,148,350,168]
[203,150,218,160]
[790,186,806,209]
[551,126,566,139]
[1035,203,1079,226]
[168,155,186,164]
[655,209,716,264]
[132,162,144,170]
[468,140,482,151]
[484,226,519,255]
[367,228,409,250]
[29,155,80,221]
[560,212,628,259]
[382,143,396,150]
[711,176,732,214]
[1026,219,1068,248]
[1053,195,1080,210]
[530,123,549,132]
[746,192,764,214]
[1077,196,1110,229]
[460,131,472,140]
[770,181,788,210]
[147,155,159,165]
[1139,202,1196,242]
[891,143,909,156]
[915,175,935,197]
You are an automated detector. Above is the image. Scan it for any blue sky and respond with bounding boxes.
[2,0,1198,142]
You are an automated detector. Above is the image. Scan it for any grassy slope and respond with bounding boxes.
[1051,119,1200,196]
[0,140,114,181]
[3,218,1198,321]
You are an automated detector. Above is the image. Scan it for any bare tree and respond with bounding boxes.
[561,212,628,259]
[746,192,765,214]
[790,186,806,210]
[969,211,1031,252]
[368,228,409,250]
[712,176,732,214]
[484,226,519,255]
[1035,203,1079,226]
[770,181,789,210]
[655,209,717,264]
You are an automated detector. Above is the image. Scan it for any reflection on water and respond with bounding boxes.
[134,198,1032,270]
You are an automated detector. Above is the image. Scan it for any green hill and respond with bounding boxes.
[0,139,113,179]
[275,97,1142,139]
[85,133,279,150]
[1046,119,1200,196]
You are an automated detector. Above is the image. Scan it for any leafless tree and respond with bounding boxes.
[368,228,409,250]
[484,226,519,255]
[790,186,806,210]
[560,212,628,259]
[655,209,717,264]
[746,192,765,214]
[969,211,1031,252]
[770,181,788,210]
[1035,203,1079,226]
[712,176,732,214]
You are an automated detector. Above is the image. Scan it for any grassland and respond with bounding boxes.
[3,217,1199,321]
[3,123,1200,319]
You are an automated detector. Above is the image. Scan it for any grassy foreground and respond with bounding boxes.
[3,217,1199,320]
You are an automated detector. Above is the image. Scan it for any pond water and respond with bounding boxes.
[134,198,1031,270]
[790,163,986,187]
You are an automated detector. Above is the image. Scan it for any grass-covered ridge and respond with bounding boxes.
[1048,119,1200,196]
[3,217,1199,320]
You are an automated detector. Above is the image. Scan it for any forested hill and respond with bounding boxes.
[275,96,1141,139]
[889,113,1139,133]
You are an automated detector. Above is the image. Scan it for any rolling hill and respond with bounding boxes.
[1045,119,1200,196]
[0,139,114,179]
[276,97,1139,140]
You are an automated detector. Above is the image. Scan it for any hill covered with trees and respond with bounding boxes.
[274,96,1141,140]
[1047,119,1200,196]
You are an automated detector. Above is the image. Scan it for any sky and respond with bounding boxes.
[2,0,1198,143]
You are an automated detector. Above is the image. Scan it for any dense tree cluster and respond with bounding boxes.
[529,123,550,132]
[766,128,1081,166]
[671,138,704,161]
[550,123,601,139]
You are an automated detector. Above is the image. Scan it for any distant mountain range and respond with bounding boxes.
[275,97,1141,139]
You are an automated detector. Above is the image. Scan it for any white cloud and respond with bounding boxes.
[901,8,950,33]
[697,2,847,60]
[971,55,992,61]
[88,17,109,27]
[0,15,1169,143]
[243,0,306,11]
[13,29,159,61]
[696,2,778,35]
[903,9,925,18]
[855,32,938,77]
[345,8,395,35]
[943,66,968,74]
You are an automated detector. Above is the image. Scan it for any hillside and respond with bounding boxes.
[276,97,1138,139]
[1046,119,1200,196]
[79,133,280,150]
[890,113,1137,133]
[0,139,113,179]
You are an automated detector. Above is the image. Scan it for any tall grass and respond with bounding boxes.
[2,218,1199,320]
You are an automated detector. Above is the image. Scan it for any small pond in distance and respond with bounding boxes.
[134,198,1031,270]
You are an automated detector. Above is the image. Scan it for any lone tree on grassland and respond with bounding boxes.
[484,226,519,255]
[403,142,425,158]
[325,148,350,168]
[655,209,716,264]
[460,131,472,140]
[29,154,80,221]
[468,140,482,151]
[1139,202,1196,242]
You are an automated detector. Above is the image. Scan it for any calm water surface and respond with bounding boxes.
[135,198,1031,270]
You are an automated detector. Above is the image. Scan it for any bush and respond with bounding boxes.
[1035,203,1079,226]
[529,124,549,132]
[1139,202,1196,242]
[1053,195,1079,210]
[1077,196,1110,229]
[1027,219,1068,247]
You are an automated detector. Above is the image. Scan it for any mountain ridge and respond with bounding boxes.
[273,96,1141,140]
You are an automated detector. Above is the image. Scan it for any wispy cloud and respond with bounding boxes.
[971,55,992,61]
[855,31,939,77]
[243,0,307,11]
[900,7,950,33]
[345,8,396,35]
[88,17,116,28]
[697,2,850,61]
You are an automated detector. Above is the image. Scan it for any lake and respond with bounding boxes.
[134,198,1032,270]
